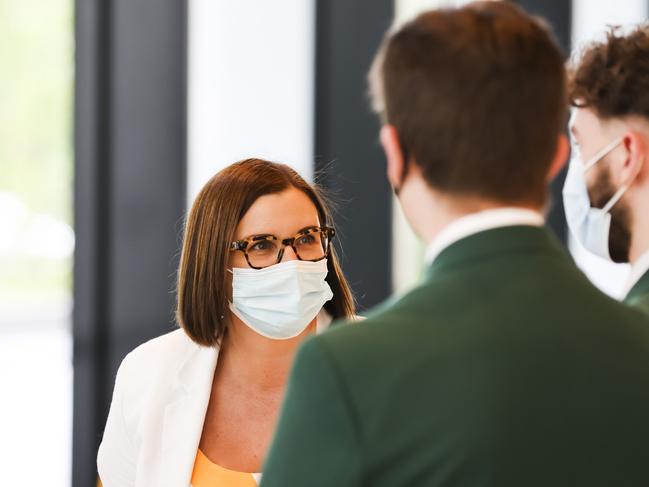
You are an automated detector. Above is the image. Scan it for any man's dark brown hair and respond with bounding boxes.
[176,158,355,347]
[369,1,567,206]
[569,24,649,119]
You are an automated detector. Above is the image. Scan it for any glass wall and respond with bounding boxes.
[0,0,73,484]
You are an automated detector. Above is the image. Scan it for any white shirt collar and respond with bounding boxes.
[425,207,545,265]
[625,250,649,297]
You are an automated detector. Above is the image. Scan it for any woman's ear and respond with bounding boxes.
[380,125,406,189]
[547,133,569,182]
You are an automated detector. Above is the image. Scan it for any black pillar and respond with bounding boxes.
[513,0,572,244]
[73,0,187,484]
[314,0,394,311]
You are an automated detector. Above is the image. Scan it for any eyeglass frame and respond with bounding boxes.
[229,225,336,270]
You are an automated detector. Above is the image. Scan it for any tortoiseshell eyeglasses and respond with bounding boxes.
[230,226,335,270]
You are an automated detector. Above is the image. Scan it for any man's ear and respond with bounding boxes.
[380,125,406,189]
[619,131,646,187]
[547,133,569,182]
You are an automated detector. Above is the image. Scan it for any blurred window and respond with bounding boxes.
[0,0,73,484]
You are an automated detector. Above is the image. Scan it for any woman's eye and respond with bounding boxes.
[297,234,316,245]
[251,241,272,252]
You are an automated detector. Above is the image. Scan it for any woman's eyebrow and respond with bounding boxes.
[240,225,320,241]
[296,225,319,234]
[239,233,275,241]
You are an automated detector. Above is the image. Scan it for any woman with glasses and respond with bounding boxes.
[97,158,356,487]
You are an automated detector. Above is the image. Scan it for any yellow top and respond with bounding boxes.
[191,450,259,487]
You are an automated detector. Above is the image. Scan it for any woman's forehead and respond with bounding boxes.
[235,188,321,239]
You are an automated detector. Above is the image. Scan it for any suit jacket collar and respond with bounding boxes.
[425,225,567,281]
[424,208,544,265]
[625,270,649,306]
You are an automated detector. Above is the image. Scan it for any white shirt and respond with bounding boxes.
[424,207,545,265]
[624,250,649,298]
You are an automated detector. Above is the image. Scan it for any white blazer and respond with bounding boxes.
[97,313,333,487]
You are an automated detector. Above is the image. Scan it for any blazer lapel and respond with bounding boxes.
[158,343,219,487]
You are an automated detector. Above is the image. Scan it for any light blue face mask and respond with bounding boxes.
[228,259,333,340]
[562,137,626,260]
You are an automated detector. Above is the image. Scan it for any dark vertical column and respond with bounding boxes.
[73,0,187,484]
[314,0,394,311]
[513,0,572,243]
[73,1,112,484]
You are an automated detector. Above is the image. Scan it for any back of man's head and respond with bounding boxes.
[369,1,567,207]
[569,24,649,120]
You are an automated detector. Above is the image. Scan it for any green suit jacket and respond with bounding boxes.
[625,269,649,316]
[262,226,649,487]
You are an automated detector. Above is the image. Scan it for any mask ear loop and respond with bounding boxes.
[601,184,630,213]
[583,137,627,214]
[225,267,234,318]
[584,137,624,172]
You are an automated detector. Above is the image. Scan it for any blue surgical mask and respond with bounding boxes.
[228,259,333,340]
[562,137,626,260]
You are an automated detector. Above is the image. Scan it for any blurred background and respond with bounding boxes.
[1,0,647,485]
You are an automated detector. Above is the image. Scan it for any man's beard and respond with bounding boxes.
[588,167,632,263]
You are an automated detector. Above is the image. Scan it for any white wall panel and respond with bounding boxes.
[188,0,315,202]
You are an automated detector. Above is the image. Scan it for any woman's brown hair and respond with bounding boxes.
[176,158,356,346]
